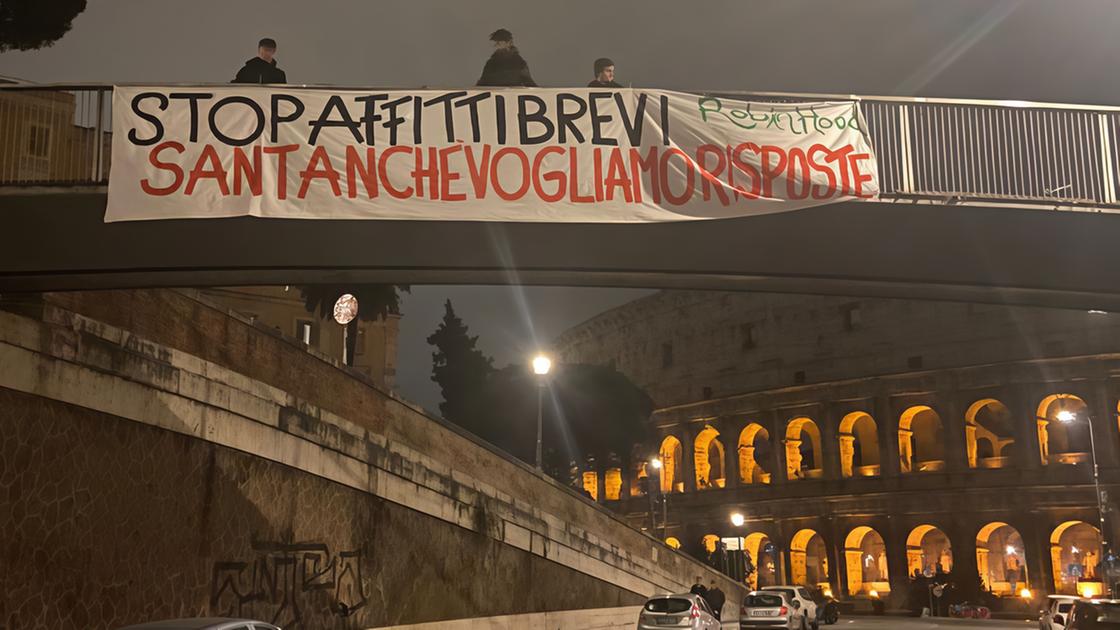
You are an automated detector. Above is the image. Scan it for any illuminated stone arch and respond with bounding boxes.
[976,522,1029,596]
[1050,520,1102,595]
[965,399,1016,469]
[906,524,953,577]
[1037,394,1090,466]
[694,425,726,490]
[658,435,684,493]
[702,534,721,555]
[844,526,890,597]
[839,412,880,478]
[785,417,824,480]
[631,460,649,497]
[790,528,829,588]
[744,532,779,589]
[899,406,945,473]
[665,536,682,549]
[738,423,772,485]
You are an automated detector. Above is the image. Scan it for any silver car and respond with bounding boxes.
[1040,595,1079,630]
[118,619,280,630]
[740,590,806,630]
[638,593,721,629]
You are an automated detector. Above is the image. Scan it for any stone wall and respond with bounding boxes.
[554,290,1120,408]
[0,292,746,629]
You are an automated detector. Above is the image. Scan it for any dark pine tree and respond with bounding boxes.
[481,362,653,481]
[299,284,409,366]
[0,0,87,52]
[427,300,494,432]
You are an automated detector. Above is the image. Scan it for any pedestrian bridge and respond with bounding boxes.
[3,85,1120,310]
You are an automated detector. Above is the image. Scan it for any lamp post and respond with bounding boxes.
[531,354,552,470]
[650,456,668,540]
[1057,409,1110,586]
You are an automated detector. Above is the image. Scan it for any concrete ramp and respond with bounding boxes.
[0,289,744,629]
[368,605,643,630]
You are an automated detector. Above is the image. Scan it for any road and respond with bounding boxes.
[726,617,1035,629]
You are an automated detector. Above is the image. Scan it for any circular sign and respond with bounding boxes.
[932,585,944,597]
[333,294,359,325]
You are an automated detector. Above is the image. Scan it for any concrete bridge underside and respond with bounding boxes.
[4,190,1120,310]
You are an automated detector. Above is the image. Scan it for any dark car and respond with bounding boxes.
[1068,600,1120,629]
[805,587,840,625]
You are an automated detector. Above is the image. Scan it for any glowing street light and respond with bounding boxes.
[650,457,663,470]
[730,512,746,527]
[1055,407,1109,583]
[1020,588,1032,600]
[531,353,552,471]
[1006,545,1017,556]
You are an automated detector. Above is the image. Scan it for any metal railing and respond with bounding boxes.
[1,84,1118,211]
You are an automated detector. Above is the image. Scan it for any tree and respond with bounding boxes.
[427,300,495,431]
[0,0,87,52]
[299,284,409,366]
[480,362,653,482]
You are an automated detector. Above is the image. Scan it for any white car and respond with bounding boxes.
[638,593,722,629]
[761,586,819,630]
[118,619,281,630]
[740,590,809,630]
[1040,595,1079,630]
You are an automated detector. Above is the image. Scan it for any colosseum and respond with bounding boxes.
[554,290,1120,606]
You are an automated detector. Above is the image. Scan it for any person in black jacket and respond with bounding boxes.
[476,29,537,87]
[232,37,287,84]
[705,580,726,621]
[588,57,622,88]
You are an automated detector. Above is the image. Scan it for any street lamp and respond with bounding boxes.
[647,456,669,540]
[730,512,746,528]
[1057,409,1110,573]
[531,354,551,470]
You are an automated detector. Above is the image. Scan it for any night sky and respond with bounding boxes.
[4,0,1119,411]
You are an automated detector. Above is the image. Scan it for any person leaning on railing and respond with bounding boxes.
[232,37,287,84]
[476,28,537,87]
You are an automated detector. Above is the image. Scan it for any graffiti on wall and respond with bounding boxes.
[210,537,369,627]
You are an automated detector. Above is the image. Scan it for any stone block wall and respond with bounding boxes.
[0,292,746,629]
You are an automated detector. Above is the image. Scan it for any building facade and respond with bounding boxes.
[201,286,399,390]
[554,291,1120,604]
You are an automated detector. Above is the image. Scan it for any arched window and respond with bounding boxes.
[658,435,684,493]
[790,529,829,588]
[906,524,953,577]
[899,406,945,473]
[1037,395,1091,466]
[976,522,1029,596]
[965,399,1017,469]
[1051,521,1102,595]
[744,532,779,590]
[694,425,725,489]
[786,417,823,480]
[738,423,772,484]
[839,412,880,478]
[665,536,682,549]
[845,526,890,597]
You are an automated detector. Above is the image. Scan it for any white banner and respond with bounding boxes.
[106,86,879,222]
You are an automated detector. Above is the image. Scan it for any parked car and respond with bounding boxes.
[740,590,811,629]
[1066,599,1120,629]
[637,593,721,629]
[761,586,820,630]
[1041,595,1081,630]
[118,619,281,630]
